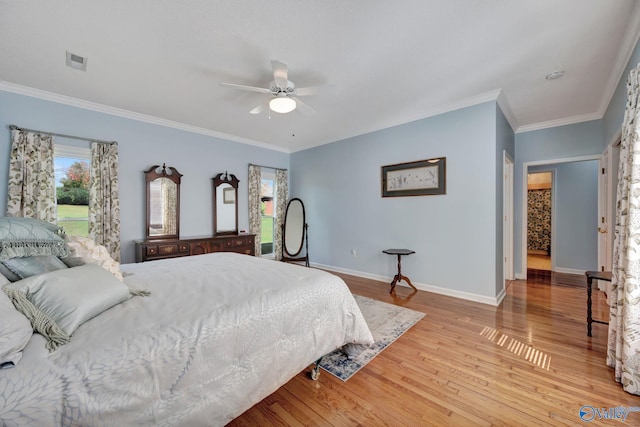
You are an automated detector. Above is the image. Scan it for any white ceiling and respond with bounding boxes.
[1,0,639,153]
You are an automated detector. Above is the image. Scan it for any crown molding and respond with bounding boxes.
[515,111,602,134]
[0,81,291,153]
[597,0,640,119]
[514,4,640,135]
[496,89,518,132]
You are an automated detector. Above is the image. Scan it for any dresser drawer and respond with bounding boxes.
[136,235,255,262]
[158,243,179,255]
[144,242,187,258]
[231,237,251,247]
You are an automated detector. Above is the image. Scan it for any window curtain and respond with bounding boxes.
[607,62,640,396]
[6,129,56,222]
[248,165,262,256]
[89,142,121,262]
[274,169,288,260]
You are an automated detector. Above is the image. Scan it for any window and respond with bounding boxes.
[54,145,91,237]
[260,171,276,257]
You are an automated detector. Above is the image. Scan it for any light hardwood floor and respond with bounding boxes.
[527,253,551,270]
[229,271,637,426]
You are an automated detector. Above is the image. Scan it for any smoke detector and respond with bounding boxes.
[66,51,87,71]
[545,70,564,80]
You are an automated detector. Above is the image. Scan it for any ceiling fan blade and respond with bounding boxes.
[292,97,315,115]
[249,103,267,115]
[271,60,289,88]
[220,82,272,94]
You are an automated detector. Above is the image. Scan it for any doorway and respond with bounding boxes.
[520,155,601,278]
[527,171,552,271]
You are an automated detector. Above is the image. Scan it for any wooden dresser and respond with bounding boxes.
[135,234,255,262]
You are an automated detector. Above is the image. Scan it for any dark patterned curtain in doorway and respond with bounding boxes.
[527,189,551,254]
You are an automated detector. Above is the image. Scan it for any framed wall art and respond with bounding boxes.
[381,157,446,197]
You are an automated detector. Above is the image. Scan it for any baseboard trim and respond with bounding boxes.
[495,287,507,306]
[311,262,501,306]
[553,267,585,275]
[516,268,585,278]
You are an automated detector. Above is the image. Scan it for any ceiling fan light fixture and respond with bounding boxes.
[269,97,296,113]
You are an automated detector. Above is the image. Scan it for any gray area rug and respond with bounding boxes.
[319,295,425,381]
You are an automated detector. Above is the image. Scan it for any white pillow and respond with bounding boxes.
[61,235,123,281]
[0,288,33,366]
[4,264,131,337]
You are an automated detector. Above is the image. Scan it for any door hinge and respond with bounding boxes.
[602,167,605,174]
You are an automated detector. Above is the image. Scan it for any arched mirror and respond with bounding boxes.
[213,171,239,236]
[145,164,182,240]
[281,198,309,267]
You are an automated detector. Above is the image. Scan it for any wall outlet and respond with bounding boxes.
[351,249,357,257]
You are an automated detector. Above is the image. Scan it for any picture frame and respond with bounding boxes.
[381,157,446,197]
[223,187,236,204]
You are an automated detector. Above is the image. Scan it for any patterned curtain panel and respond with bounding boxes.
[608,63,640,396]
[248,165,262,256]
[274,169,289,260]
[527,189,551,254]
[89,142,121,262]
[6,129,56,222]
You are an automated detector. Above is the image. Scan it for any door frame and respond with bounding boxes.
[503,151,514,284]
[598,133,621,273]
[520,154,601,278]
[598,146,612,272]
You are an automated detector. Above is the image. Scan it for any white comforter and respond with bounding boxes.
[0,253,373,426]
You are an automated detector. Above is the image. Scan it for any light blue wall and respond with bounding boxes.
[291,102,499,299]
[0,90,289,263]
[528,161,598,272]
[495,105,515,295]
[514,120,604,276]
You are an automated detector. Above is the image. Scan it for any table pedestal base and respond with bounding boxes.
[390,273,417,293]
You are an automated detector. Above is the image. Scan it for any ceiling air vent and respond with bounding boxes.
[66,51,87,71]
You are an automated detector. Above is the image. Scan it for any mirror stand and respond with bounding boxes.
[281,198,310,267]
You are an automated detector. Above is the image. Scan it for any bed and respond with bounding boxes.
[0,237,373,426]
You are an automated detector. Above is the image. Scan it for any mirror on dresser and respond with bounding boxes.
[213,171,239,236]
[135,168,256,263]
[145,164,182,240]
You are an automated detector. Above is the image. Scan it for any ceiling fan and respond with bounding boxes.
[220,60,323,115]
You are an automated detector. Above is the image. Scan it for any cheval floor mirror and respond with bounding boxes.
[281,198,309,267]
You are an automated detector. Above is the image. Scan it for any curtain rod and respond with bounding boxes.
[249,163,287,171]
[9,125,118,145]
